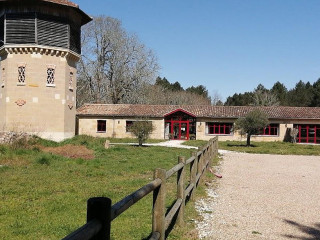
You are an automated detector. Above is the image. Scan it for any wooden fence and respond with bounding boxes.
[62,137,218,240]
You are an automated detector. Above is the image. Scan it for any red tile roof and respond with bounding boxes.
[0,0,92,25]
[77,104,320,120]
[43,0,78,8]
[0,0,78,7]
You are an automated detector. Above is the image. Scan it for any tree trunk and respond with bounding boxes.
[246,134,251,146]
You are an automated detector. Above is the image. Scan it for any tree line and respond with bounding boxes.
[225,80,320,107]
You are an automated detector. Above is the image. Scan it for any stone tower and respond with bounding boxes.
[0,0,91,141]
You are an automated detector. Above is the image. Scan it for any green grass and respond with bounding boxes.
[0,135,213,240]
[219,140,320,155]
[107,137,165,144]
[183,140,208,148]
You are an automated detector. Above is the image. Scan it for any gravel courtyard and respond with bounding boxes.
[196,152,320,240]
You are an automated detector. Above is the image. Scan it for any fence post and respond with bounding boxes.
[177,156,185,226]
[197,147,203,184]
[204,144,210,169]
[208,143,213,169]
[87,197,112,240]
[216,137,219,156]
[152,168,167,240]
[190,151,197,201]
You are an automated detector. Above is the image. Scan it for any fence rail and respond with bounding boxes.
[62,137,218,240]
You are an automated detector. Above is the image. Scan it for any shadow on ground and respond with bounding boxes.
[282,219,320,240]
[226,144,257,147]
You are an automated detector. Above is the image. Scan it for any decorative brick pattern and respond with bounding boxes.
[17,63,26,84]
[68,102,73,109]
[15,99,26,106]
[46,65,56,85]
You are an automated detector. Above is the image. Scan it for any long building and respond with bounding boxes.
[77,104,320,144]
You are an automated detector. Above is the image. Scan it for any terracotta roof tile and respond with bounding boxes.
[0,0,79,7]
[77,104,320,120]
[43,0,78,8]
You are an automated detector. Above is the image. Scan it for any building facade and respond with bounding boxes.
[0,0,91,141]
[77,104,320,144]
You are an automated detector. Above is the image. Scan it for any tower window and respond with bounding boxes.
[69,70,74,90]
[17,63,26,85]
[1,67,4,88]
[46,65,56,86]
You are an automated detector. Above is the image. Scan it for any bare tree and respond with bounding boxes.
[138,84,212,105]
[211,90,223,105]
[77,16,159,107]
[253,89,279,106]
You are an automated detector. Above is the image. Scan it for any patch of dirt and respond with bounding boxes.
[41,144,95,160]
[0,157,30,167]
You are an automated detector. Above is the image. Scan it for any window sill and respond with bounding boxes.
[17,83,26,86]
[96,131,106,133]
[46,84,56,88]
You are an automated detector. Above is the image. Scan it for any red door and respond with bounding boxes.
[171,121,189,140]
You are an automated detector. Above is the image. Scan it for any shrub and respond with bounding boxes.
[129,121,155,146]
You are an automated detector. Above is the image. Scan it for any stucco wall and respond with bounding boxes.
[78,117,165,139]
[78,116,320,143]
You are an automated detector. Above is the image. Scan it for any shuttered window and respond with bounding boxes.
[3,13,81,53]
[37,15,69,48]
[0,15,4,47]
[6,13,35,44]
[70,23,81,53]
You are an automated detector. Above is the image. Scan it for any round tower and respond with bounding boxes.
[0,0,91,141]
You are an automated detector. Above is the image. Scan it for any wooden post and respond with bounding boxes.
[190,151,197,201]
[216,137,219,157]
[87,197,112,240]
[204,147,208,168]
[152,168,167,240]
[197,147,203,182]
[177,156,185,226]
[208,144,213,169]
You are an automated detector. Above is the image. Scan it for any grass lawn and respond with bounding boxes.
[184,140,320,155]
[0,135,212,240]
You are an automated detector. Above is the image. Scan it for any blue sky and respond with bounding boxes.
[76,0,320,101]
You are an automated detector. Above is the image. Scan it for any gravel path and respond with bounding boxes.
[196,152,320,240]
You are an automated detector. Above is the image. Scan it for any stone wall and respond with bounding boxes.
[0,46,78,141]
